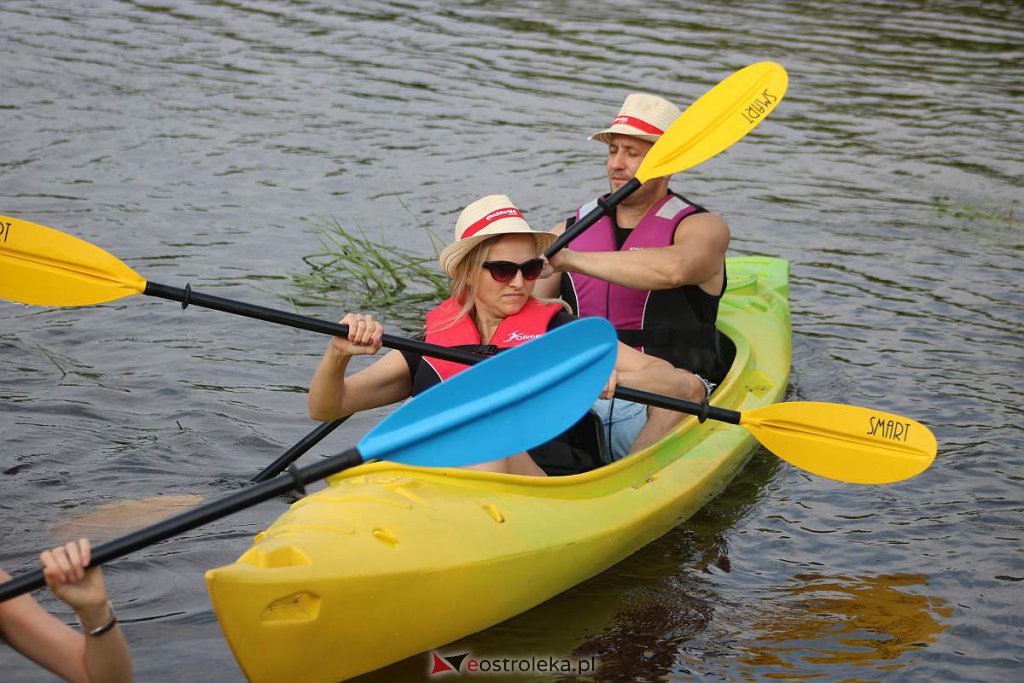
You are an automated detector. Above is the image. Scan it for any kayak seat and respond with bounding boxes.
[529,410,609,476]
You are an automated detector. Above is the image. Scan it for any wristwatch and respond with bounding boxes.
[695,374,715,399]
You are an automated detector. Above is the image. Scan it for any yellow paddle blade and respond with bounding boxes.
[0,215,146,306]
[49,495,205,543]
[637,61,788,182]
[739,402,937,485]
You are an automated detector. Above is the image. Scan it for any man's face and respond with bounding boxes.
[605,134,669,208]
[606,134,653,193]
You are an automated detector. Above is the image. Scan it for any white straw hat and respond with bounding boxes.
[438,195,556,277]
[590,93,682,144]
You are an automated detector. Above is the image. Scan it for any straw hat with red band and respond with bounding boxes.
[438,194,556,277]
[590,93,683,144]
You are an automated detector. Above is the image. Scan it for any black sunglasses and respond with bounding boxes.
[481,258,545,283]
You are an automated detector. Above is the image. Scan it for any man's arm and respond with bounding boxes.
[549,213,730,293]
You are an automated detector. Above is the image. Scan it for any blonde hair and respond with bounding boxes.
[433,234,570,332]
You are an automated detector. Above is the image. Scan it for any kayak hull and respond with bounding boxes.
[206,256,791,682]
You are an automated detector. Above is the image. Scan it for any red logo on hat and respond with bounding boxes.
[462,207,523,238]
[611,115,664,136]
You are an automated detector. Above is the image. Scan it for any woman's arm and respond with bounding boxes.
[0,539,133,683]
[308,313,412,421]
[41,540,132,683]
[0,568,90,683]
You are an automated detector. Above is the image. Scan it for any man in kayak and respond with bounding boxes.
[535,93,731,459]
[309,194,705,474]
[0,538,132,682]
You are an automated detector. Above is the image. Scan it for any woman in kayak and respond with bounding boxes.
[309,195,705,475]
[0,538,132,682]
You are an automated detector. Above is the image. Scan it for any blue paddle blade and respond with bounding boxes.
[357,317,618,466]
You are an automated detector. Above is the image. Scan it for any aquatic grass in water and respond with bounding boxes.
[932,195,1018,229]
[289,216,450,329]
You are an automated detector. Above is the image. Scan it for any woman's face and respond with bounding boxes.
[472,234,539,319]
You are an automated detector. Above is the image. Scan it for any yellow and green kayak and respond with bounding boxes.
[206,256,791,682]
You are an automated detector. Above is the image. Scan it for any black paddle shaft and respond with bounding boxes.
[143,282,483,366]
[543,178,641,258]
[145,282,741,424]
[615,386,741,425]
[0,449,364,603]
[251,415,348,483]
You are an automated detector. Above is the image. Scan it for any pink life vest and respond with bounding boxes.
[560,192,726,382]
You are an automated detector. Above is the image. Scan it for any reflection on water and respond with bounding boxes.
[741,573,952,677]
[560,449,785,682]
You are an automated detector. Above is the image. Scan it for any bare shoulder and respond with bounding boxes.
[550,219,568,235]
[674,211,730,252]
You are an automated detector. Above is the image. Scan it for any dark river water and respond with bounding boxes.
[2,1,1022,680]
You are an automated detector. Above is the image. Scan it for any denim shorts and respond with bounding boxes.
[589,397,648,462]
